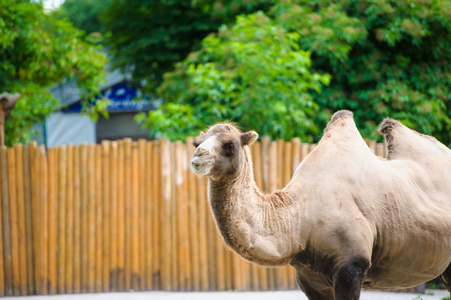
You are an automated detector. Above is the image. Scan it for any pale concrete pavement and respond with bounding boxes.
[2,289,449,300]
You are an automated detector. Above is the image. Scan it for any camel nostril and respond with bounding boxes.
[195,148,209,157]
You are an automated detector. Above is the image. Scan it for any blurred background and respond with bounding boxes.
[1,0,450,148]
[0,0,449,296]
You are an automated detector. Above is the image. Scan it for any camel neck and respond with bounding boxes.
[207,146,301,266]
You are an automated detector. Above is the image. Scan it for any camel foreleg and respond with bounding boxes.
[332,257,370,300]
[440,263,451,294]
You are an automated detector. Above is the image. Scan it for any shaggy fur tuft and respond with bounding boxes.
[330,110,353,124]
[379,118,398,159]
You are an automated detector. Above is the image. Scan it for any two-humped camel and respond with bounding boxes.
[190,110,451,300]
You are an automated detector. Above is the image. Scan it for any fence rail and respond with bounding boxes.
[0,138,386,296]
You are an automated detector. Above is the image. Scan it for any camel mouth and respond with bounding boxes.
[191,158,214,176]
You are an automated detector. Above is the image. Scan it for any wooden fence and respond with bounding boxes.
[0,137,386,296]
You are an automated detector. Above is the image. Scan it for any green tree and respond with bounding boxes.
[1,0,107,146]
[103,0,274,91]
[53,0,112,34]
[271,0,451,144]
[136,12,330,141]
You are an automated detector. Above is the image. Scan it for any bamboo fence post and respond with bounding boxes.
[22,145,34,294]
[160,138,172,290]
[29,142,39,295]
[215,218,225,291]
[186,138,200,291]
[196,167,209,291]
[95,145,103,292]
[58,147,67,294]
[80,143,89,293]
[301,143,309,162]
[138,139,147,291]
[14,144,28,295]
[175,141,191,291]
[101,141,110,292]
[170,142,178,291]
[376,143,385,158]
[291,138,301,174]
[65,144,74,293]
[0,147,5,297]
[38,145,49,295]
[131,142,140,291]
[206,188,217,291]
[151,141,162,289]
[73,144,81,293]
[368,140,377,155]
[47,148,57,295]
[87,144,97,293]
[109,141,119,291]
[123,139,132,291]
[7,148,20,295]
[116,140,125,291]
[0,146,12,296]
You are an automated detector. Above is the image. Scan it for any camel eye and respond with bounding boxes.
[193,141,200,148]
[223,141,235,150]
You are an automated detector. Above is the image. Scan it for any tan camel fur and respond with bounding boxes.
[190,110,451,300]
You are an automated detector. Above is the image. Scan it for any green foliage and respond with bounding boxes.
[0,0,107,146]
[52,0,112,34]
[138,12,330,141]
[270,0,451,144]
[103,0,274,90]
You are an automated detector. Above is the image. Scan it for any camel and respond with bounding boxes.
[190,110,451,300]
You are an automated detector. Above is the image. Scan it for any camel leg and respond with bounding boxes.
[440,263,451,293]
[332,257,370,300]
[294,267,334,300]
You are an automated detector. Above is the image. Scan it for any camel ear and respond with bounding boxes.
[241,131,258,145]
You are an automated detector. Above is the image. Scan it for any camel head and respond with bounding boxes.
[191,123,258,180]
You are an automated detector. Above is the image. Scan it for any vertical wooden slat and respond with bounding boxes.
[0,148,4,297]
[116,141,125,291]
[216,225,225,291]
[47,148,57,295]
[101,141,110,292]
[160,139,172,291]
[138,139,150,290]
[0,146,12,296]
[22,145,34,295]
[58,147,67,294]
[150,141,161,290]
[65,144,74,293]
[109,142,118,291]
[38,145,48,295]
[197,174,209,291]
[95,145,103,292]
[301,143,309,162]
[73,144,81,293]
[131,142,140,291]
[138,140,147,291]
[7,147,21,295]
[291,138,301,174]
[180,142,192,291]
[87,145,96,293]
[14,144,28,295]
[123,139,132,291]
[186,138,200,291]
[376,143,385,158]
[30,144,39,295]
[80,143,89,293]
[170,142,178,291]
[206,190,217,291]
[223,247,232,291]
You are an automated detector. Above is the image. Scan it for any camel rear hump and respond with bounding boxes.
[379,118,451,163]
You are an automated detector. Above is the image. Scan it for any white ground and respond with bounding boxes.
[3,290,449,300]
